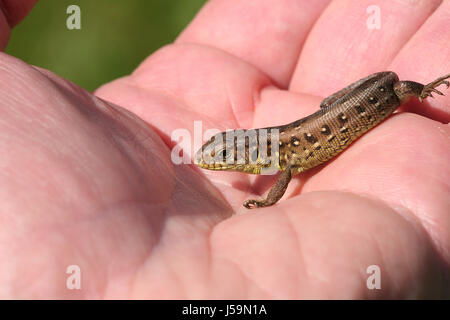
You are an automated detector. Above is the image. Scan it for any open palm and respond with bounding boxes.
[1,0,449,298]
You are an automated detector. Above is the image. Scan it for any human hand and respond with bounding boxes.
[1,0,449,298]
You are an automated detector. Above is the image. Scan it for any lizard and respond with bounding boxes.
[193,71,450,209]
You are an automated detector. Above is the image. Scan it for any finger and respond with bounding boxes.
[0,0,38,49]
[213,191,447,298]
[290,0,442,96]
[390,1,450,123]
[97,43,272,131]
[0,0,37,26]
[177,0,329,87]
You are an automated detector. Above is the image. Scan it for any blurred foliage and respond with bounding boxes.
[5,0,206,91]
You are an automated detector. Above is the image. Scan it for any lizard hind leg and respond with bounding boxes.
[243,167,293,209]
[394,73,450,103]
[419,73,450,102]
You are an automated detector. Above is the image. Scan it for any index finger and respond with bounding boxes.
[177,0,330,87]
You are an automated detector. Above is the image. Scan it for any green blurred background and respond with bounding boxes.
[5,0,206,92]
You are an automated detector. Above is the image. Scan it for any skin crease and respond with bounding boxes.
[0,0,449,299]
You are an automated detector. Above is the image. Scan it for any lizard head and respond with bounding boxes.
[194,130,279,174]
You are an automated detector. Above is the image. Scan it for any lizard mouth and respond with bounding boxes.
[193,147,231,170]
[194,147,278,174]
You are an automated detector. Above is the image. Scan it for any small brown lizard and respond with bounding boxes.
[194,72,450,209]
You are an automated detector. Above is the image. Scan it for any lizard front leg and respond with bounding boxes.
[243,167,293,209]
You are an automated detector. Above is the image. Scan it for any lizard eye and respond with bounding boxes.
[221,149,227,160]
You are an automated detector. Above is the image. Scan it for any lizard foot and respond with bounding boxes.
[419,73,450,102]
[243,199,267,209]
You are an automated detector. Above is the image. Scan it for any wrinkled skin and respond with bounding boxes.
[0,0,449,299]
